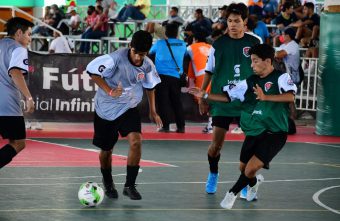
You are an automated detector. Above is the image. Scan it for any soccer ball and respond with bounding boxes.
[78,182,104,207]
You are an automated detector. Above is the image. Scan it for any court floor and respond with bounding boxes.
[0,123,339,221]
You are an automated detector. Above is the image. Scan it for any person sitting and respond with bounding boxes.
[66,6,81,35]
[212,5,228,31]
[111,0,150,22]
[184,9,213,44]
[144,6,184,39]
[79,5,108,54]
[49,29,73,54]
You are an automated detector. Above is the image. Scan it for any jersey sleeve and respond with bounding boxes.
[222,80,248,102]
[49,39,57,51]
[86,54,116,78]
[142,62,161,89]
[205,47,215,74]
[8,47,28,75]
[278,72,297,94]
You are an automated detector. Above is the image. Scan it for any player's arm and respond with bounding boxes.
[253,84,295,102]
[90,75,122,98]
[189,87,229,102]
[10,69,35,113]
[145,89,162,128]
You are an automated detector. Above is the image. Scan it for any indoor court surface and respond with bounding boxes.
[0,123,339,221]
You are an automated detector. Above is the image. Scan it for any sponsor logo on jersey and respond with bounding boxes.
[234,64,240,78]
[137,72,145,81]
[98,65,106,73]
[243,47,251,57]
[264,82,273,92]
[228,83,236,90]
[252,110,263,115]
[23,59,28,65]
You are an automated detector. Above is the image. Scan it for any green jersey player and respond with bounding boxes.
[190,43,297,209]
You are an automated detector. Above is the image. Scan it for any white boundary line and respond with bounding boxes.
[312,185,340,215]
[306,142,340,149]
[26,139,177,168]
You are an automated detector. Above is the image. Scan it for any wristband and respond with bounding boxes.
[203,92,209,100]
[108,89,113,96]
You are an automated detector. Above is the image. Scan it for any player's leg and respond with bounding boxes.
[244,156,265,201]
[93,112,118,199]
[119,107,143,200]
[205,116,231,194]
[0,116,26,169]
[123,132,142,200]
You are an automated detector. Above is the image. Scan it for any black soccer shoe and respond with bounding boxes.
[123,185,142,200]
[102,178,118,199]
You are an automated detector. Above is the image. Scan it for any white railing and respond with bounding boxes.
[296,57,318,111]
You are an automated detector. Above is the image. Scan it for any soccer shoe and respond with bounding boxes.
[202,126,213,134]
[157,127,170,133]
[123,185,142,200]
[102,178,118,199]
[205,172,219,194]
[240,186,258,200]
[246,174,264,201]
[230,127,243,134]
[220,191,237,209]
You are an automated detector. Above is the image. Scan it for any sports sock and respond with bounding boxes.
[208,154,220,174]
[229,173,253,195]
[100,167,113,184]
[248,176,257,187]
[125,165,140,187]
[0,144,17,169]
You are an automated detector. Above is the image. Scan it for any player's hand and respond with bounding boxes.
[149,111,163,129]
[188,87,205,98]
[253,84,266,100]
[26,98,35,113]
[110,82,123,98]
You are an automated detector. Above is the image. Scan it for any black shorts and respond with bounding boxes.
[0,116,26,140]
[240,131,287,169]
[93,107,141,151]
[212,116,236,131]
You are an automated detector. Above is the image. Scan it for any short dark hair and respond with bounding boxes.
[5,17,34,36]
[165,23,179,38]
[304,2,315,11]
[96,5,103,12]
[195,9,203,15]
[246,16,256,31]
[171,6,179,13]
[130,30,153,52]
[249,44,275,63]
[226,3,248,21]
[282,2,293,12]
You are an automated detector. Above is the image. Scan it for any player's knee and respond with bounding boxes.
[129,139,141,151]
[244,167,258,178]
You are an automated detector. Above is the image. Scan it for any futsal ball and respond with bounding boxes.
[78,182,104,207]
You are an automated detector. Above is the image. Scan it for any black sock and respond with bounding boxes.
[248,176,257,187]
[125,165,140,187]
[100,167,113,184]
[208,154,220,174]
[229,173,252,195]
[0,144,17,169]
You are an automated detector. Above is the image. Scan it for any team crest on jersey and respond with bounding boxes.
[98,65,106,73]
[264,82,273,92]
[23,59,28,65]
[243,47,251,57]
[137,72,145,81]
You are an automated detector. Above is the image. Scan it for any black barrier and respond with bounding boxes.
[25,52,207,123]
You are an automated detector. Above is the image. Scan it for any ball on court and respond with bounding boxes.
[78,182,104,207]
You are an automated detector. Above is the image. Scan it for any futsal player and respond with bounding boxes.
[86,30,162,200]
[199,3,260,197]
[0,17,35,169]
[189,44,297,209]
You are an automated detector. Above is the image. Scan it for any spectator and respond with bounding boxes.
[248,0,264,19]
[49,30,73,53]
[184,9,213,43]
[212,5,228,31]
[149,24,187,133]
[145,6,184,39]
[292,2,320,47]
[66,6,81,34]
[263,0,279,19]
[245,15,263,43]
[112,0,150,22]
[32,5,54,36]
[96,0,118,18]
[186,33,212,133]
[84,5,97,31]
[252,15,270,44]
[79,5,108,53]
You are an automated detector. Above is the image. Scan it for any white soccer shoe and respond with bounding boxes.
[220,191,237,209]
[246,174,264,201]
